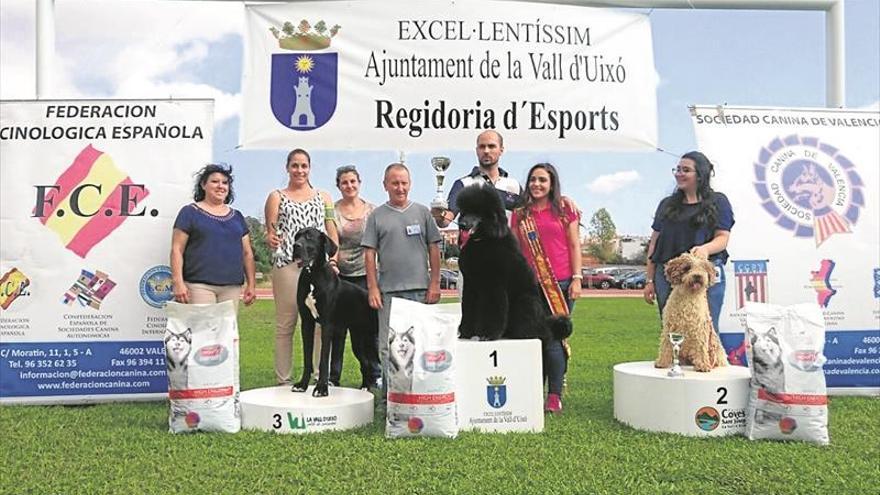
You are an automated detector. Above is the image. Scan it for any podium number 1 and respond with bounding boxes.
[489,350,498,367]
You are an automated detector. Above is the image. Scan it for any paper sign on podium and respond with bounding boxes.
[455,338,544,433]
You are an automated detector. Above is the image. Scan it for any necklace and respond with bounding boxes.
[197,201,229,216]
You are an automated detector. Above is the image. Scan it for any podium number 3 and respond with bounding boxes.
[489,350,498,367]
[716,387,728,405]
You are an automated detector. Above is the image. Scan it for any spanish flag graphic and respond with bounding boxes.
[36,145,149,258]
[0,268,30,310]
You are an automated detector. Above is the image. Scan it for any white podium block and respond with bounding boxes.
[455,339,544,433]
[240,385,373,434]
[613,361,750,436]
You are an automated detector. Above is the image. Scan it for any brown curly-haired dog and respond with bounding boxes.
[654,253,727,372]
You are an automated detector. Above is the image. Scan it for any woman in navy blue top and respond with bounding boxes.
[171,164,256,310]
[643,151,735,333]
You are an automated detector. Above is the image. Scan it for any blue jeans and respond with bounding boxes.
[654,258,726,333]
[544,278,574,396]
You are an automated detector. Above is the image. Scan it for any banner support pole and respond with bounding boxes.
[825,0,846,107]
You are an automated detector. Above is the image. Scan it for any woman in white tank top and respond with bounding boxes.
[264,149,339,385]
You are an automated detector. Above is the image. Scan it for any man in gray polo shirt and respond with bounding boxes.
[362,163,442,400]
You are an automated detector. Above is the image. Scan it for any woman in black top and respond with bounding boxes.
[643,151,735,332]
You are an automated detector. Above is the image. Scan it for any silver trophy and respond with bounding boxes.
[271,222,285,261]
[430,156,451,209]
[668,332,685,377]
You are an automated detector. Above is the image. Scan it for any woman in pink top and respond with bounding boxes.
[511,163,582,414]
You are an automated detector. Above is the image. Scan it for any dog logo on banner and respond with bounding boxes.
[752,135,864,247]
[269,20,340,131]
[733,260,769,309]
[487,376,507,409]
[809,259,837,308]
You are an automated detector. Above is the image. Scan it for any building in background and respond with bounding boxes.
[581,233,650,267]
[618,235,650,263]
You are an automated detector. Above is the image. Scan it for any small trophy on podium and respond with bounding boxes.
[430,156,451,209]
[668,332,685,377]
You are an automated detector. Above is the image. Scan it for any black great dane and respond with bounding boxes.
[291,227,381,397]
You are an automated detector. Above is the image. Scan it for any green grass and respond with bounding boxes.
[2,299,878,495]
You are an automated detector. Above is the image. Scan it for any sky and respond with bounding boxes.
[1,0,878,236]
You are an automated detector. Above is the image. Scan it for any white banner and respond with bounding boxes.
[241,0,657,151]
[691,105,880,395]
[0,99,213,404]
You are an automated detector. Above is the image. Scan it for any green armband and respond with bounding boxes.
[324,204,336,221]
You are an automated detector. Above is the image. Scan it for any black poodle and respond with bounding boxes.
[456,184,572,343]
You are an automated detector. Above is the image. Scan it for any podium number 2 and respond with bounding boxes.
[489,350,498,367]
[716,387,728,405]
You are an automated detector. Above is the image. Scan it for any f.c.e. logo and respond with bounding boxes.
[32,145,155,258]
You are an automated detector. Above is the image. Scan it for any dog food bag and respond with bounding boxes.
[164,301,240,434]
[386,298,459,439]
[744,302,829,445]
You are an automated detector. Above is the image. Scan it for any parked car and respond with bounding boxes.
[581,268,615,289]
[611,268,642,288]
[592,266,636,276]
[607,267,640,277]
[621,271,648,289]
[440,269,458,290]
